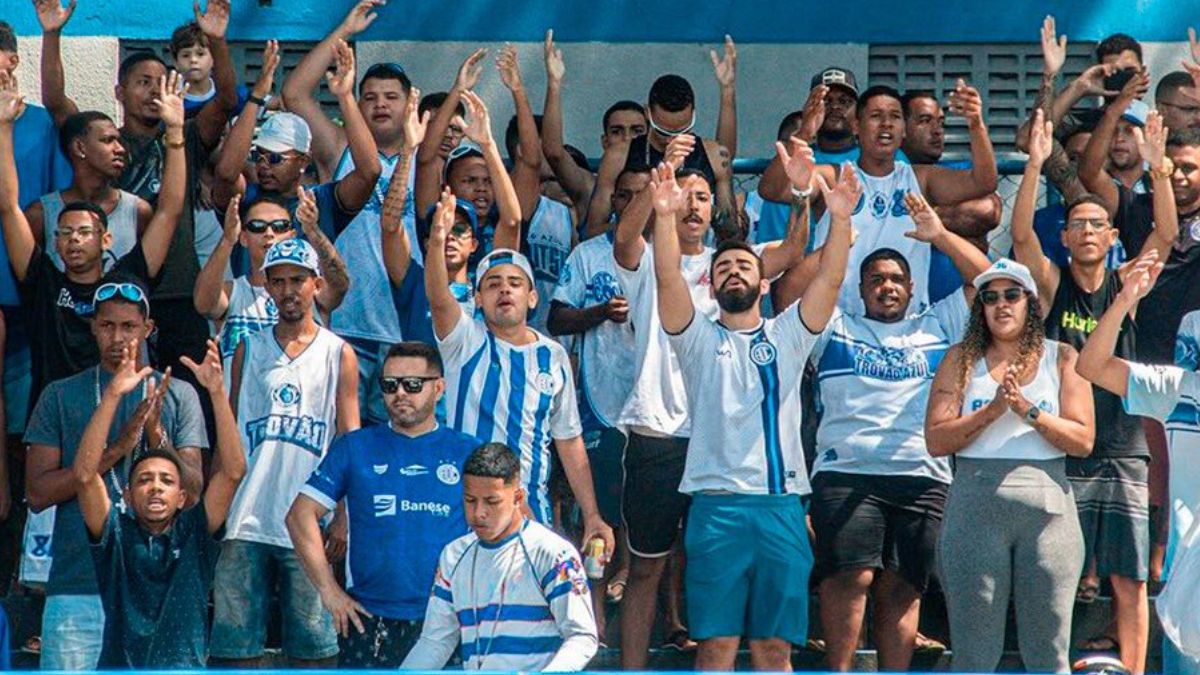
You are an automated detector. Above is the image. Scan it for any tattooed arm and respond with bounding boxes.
[296,187,351,315]
[708,139,744,242]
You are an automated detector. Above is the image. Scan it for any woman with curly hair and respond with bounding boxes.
[925,259,1095,673]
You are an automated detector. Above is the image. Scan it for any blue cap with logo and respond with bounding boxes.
[262,239,322,277]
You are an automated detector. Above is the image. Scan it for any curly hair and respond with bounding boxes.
[954,291,1045,405]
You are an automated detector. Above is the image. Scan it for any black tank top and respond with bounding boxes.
[1044,266,1148,459]
[625,134,716,187]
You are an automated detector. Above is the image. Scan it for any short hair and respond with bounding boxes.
[0,21,17,54]
[118,51,167,85]
[419,91,464,118]
[901,91,939,118]
[94,273,151,317]
[60,111,116,159]
[602,100,647,131]
[1167,128,1200,150]
[648,75,694,113]
[59,201,109,230]
[1157,71,1196,101]
[776,110,805,141]
[463,443,521,484]
[239,193,292,222]
[675,167,713,192]
[169,22,207,57]
[1096,34,1142,63]
[711,239,764,278]
[564,144,589,171]
[857,85,904,118]
[384,341,444,376]
[616,163,653,186]
[1064,193,1112,220]
[130,447,184,482]
[360,62,413,95]
[859,247,911,280]
[505,113,544,160]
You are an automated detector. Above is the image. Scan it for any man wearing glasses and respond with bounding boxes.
[1156,71,1200,132]
[287,341,478,668]
[1011,111,1178,675]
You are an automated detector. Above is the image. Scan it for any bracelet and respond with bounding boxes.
[791,185,813,200]
[1149,158,1175,181]
[165,136,185,150]
[247,93,268,108]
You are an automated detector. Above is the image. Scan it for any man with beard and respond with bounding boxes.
[650,162,858,671]
[211,239,359,667]
[799,68,863,166]
[1156,71,1200,133]
[770,192,989,672]
[287,341,478,667]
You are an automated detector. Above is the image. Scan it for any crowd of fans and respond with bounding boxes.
[1,1,1200,673]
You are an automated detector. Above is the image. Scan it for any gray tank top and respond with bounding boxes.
[40,190,139,272]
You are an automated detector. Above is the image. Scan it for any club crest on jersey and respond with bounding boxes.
[587,272,621,304]
[1177,336,1200,370]
[534,370,558,395]
[869,191,888,218]
[437,463,461,485]
[271,382,302,409]
[749,341,777,366]
[1190,218,1200,242]
[373,464,388,475]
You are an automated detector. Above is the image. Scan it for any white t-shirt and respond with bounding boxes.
[811,162,931,316]
[552,232,636,431]
[810,294,970,482]
[1128,318,1200,578]
[226,326,345,547]
[670,302,820,495]
[958,340,1064,461]
[402,520,598,672]
[527,196,575,335]
[437,312,581,524]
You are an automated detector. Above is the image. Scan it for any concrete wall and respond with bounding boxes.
[14,37,122,120]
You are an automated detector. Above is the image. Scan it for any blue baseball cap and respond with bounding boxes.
[262,239,322,277]
[475,248,535,291]
[424,198,480,233]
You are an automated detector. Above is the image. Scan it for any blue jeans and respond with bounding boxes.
[346,337,388,426]
[40,595,103,670]
[1165,636,1200,675]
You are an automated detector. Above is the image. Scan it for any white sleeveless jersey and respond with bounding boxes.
[330,148,419,343]
[20,506,55,585]
[40,189,139,272]
[813,162,930,316]
[227,326,345,547]
[527,196,575,334]
[217,276,278,390]
[959,340,1064,461]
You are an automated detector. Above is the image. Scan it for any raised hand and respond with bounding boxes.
[402,85,429,151]
[948,79,984,127]
[1072,63,1120,97]
[33,0,76,33]
[0,73,26,125]
[663,133,696,171]
[338,0,385,37]
[817,162,864,222]
[106,341,154,398]
[710,34,737,88]
[798,84,827,142]
[253,40,282,99]
[222,194,242,245]
[1190,27,1200,69]
[455,48,488,92]
[325,40,357,99]
[296,185,319,235]
[1119,249,1164,305]
[903,192,947,242]
[1040,15,1067,77]
[180,339,225,393]
[1115,67,1151,104]
[496,44,523,93]
[649,163,686,215]
[193,0,230,39]
[428,187,456,248]
[1134,110,1168,170]
[1026,108,1054,167]
[460,90,493,147]
[774,136,816,191]
[544,30,565,84]
[155,71,188,129]
[143,368,171,450]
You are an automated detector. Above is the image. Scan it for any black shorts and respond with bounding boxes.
[810,471,948,592]
[585,427,626,527]
[621,431,690,558]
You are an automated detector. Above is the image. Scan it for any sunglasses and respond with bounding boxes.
[245,218,293,235]
[1066,218,1111,231]
[250,149,296,165]
[379,375,440,395]
[94,282,150,313]
[979,287,1026,306]
[449,222,474,240]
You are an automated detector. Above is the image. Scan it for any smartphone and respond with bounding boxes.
[1104,68,1138,94]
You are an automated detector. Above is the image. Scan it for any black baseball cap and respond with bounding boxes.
[811,67,859,97]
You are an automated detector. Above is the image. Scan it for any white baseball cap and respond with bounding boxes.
[254,112,312,155]
[973,258,1038,298]
[475,249,535,290]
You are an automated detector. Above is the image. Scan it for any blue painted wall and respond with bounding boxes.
[5,0,1195,43]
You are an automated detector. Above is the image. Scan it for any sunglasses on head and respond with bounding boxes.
[379,375,440,395]
[980,287,1026,306]
[245,218,293,235]
[250,148,295,165]
[94,282,150,312]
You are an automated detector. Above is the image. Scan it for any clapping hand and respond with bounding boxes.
[180,340,225,396]
[1040,15,1067,78]
[903,193,947,243]
[194,0,230,39]
[774,136,816,192]
[325,40,357,99]
[155,71,188,130]
[402,86,430,152]
[710,35,737,88]
[816,162,864,222]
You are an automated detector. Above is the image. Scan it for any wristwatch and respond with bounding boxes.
[1149,157,1175,181]
[1024,405,1042,424]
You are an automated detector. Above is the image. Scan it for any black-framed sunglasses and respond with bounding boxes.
[245,218,293,235]
[379,375,440,395]
[448,222,474,240]
[980,287,1026,306]
[250,148,296,165]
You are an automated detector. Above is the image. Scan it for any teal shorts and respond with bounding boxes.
[684,493,812,644]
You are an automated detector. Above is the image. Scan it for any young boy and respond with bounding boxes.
[170,22,249,119]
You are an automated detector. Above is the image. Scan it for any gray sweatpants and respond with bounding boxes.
[939,458,1085,673]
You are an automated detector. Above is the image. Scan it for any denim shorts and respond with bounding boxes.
[40,594,103,670]
[209,539,338,660]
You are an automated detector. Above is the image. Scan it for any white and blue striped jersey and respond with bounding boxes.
[401,519,598,672]
[330,148,420,343]
[527,196,575,335]
[437,313,582,523]
[552,231,636,432]
[809,295,969,483]
[671,302,821,495]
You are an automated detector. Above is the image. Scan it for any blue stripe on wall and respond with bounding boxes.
[7,0,1193,43]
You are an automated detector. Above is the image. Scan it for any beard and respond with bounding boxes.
[715,284,760,313]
